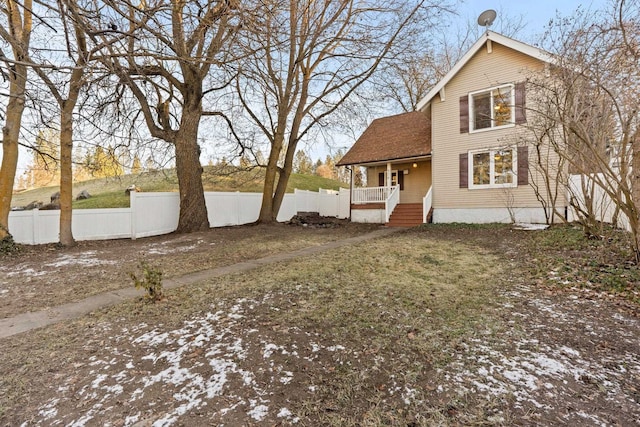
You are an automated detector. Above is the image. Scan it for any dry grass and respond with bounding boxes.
[0,229,508,425]
[0,223,378,318]
[1,224,638,425]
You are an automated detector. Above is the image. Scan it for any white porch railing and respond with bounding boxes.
[422,186,433,223]
[384,185,400,223]
[352,186,394,203]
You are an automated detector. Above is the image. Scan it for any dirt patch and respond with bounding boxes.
[0,224,638,425]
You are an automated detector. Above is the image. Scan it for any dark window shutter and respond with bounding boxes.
[398,171,404,191]
[515,82,526,124]
[460,95,469,133]
[517,146,528,185]
[378,172,384,187]
[459,153,468,188]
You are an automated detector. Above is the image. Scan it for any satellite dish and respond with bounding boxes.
[477,9,497,28]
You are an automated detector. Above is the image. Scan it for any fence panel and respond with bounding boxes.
[7,210,36,244]
[294,189,320,213]
[132,192,179,238]
[73,209,132,240]
[568,174,631,231]
[237,193,262,224]
[9,188,347,244]
[338,188,350,219]
[277,194,297,221]
[319,191,339,217]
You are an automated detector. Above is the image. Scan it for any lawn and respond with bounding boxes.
[0,224,638,425]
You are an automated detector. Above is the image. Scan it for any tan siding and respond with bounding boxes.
[429,42,566,210]
[365,160,432,203]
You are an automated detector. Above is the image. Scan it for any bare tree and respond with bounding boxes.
[81,0,241,233]
[236,0,446,223]
[24,0,98,246]
[0,0,32,243]
[374,8,528,113]
[526,2,640,258]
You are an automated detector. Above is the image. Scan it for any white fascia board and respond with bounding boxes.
[415,30,556,112]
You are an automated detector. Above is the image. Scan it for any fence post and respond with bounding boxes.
[130,191,137,240]
[236,191,241,226]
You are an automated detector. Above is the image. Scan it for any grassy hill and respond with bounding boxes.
[11,166,348,209]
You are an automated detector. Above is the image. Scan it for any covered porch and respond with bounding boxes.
[337,111,433,226]
[350,158,432,225]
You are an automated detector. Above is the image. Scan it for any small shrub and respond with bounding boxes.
[130,261,163,302]
[0,233,19,255]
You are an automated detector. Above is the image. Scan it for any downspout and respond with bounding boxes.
[346,165,353,220]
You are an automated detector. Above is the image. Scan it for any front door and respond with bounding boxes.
[378,170,404,190]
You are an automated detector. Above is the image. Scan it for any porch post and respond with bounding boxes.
[386,162,392,188]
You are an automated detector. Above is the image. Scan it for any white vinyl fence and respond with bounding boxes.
[9,188,351,245]
[567,174,631,231]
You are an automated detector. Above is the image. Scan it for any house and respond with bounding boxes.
[337,30,566,226]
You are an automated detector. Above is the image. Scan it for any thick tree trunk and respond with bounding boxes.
[174,102,209,233]
[0,62,28,240]
[272,140,298,220]
[258,133,285,223]
[59,104,75,246]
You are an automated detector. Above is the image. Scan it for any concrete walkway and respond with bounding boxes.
[0,227,401,339]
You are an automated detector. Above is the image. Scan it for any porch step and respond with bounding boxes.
[386,203,423,227]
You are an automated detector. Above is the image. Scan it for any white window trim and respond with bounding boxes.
[468,146,518,190]
[469,83,516,133]
[383,170,399,187]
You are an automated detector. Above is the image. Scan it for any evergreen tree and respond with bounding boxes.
[294,150,313,174]
[131,155,142,175]
[27,130,60,187]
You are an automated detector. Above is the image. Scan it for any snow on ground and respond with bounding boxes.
[23,287,640,425]
[44,251,117,268]
[440,287,640,425]
[0,251,117,281]
[29,296,342,426]
[513,223,550,231]
[144,239,205,255]
[0,251,116,279]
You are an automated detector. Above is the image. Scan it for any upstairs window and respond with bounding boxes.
[470,84,514,131]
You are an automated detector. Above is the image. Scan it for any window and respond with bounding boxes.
[469,84,514,131]
[469,147,516,189]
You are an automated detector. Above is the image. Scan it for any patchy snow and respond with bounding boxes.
[513,223,550,231]
[22,283,640,425]
[247,401,269,421]
[44,251,117,268]
[4,267,48,277]
[144,240,204,255]
[30,296,353,426]
[439,292,640,424]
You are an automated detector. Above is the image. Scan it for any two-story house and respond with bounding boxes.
[337,30,566,226]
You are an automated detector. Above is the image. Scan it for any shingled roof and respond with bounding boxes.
[336,111,431,166]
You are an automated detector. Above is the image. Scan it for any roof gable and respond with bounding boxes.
[336,111,431,166]
[416,31,555,111]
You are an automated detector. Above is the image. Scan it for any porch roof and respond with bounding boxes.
[336,111,431,166]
